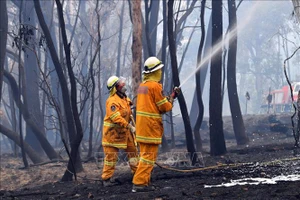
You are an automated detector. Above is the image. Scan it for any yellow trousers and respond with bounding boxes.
[132,143,159,186]
[101,133,138,180]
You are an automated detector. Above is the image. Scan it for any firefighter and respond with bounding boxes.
[132,57,180,192]
[101,76,138,187]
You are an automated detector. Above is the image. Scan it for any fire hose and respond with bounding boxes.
[128,115,300,173]
[155,156,300,173]
[155,162,252,173]
[80,156,300,182]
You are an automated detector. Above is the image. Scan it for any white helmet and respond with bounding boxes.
[107,76,119,91]
[143,56,164,74]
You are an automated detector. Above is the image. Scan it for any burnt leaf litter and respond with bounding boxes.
[1,129,300,199]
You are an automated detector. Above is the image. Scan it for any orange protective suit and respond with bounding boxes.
[101,92,138,181]
[132,80,173,186]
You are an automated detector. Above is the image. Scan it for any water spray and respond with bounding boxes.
[178,1,260,89]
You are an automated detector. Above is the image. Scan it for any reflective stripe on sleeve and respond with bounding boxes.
[136,111,161,118]
[110,112,121,120]
[103,122,121,128]
[156,97,169,107]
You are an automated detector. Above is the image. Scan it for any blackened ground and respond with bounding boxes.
[1,132,300,200]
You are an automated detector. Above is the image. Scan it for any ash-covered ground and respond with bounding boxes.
[1,117,300,199]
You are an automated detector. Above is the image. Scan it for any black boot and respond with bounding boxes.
[132,184,155,192]
[103,178,120,187]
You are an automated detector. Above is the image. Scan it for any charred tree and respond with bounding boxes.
[161,0,167,84]
[160,0,172,150]
[168,0,198,164]
[190,14,212,128]
[45,0,67,146]
[87,65,95,158]
[34,0,82,181]
[149,0,159,55]
[55,0,84,180]
[87,39,100,158]
[0,0,7,101]
[193,0,206,152]
[227,0,248,145]
[158,0,171,151]
[95,0,104,153]
[209,0,226,156]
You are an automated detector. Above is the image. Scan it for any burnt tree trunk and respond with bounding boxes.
[95,0,104,153]
[0,0,8,101]
[227,0,249,145]
[44,0,67,145]
[34,0,82,181]
[209,0,226,156]
[87,41,100,158]
[160,0,170,151]
[149,0,159,55]
[55,0,84,180]
[161,0,167,84]
[168,0,198,165]
[87,66,95,158]
[144,0,154,57]
[193,0,206,152]
[190,14,212,128]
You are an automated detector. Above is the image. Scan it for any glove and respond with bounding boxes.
[127,123,136,133]
[171,86,181,99]
[168,95,174,104]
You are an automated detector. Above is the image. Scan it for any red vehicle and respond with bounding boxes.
[260,82,300,113]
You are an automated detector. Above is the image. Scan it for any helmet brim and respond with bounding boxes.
[142,64,164,74]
